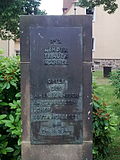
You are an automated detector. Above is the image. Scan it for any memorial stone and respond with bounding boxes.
[20,15,92,160]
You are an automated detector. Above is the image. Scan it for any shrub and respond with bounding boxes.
[0,56,21,160]
[0,56,118,160]
[110,69,120,98]
[93,83,118,159]
[110,69,120,131]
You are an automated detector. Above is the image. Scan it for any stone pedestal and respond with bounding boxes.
[20,15,92,160]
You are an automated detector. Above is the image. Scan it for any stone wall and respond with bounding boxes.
[93,59,120,70]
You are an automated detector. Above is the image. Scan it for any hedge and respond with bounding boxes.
[0,56,118,160]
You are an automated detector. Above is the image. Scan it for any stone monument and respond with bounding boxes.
[20,15,92,160]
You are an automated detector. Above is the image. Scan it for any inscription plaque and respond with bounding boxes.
[30,27,83,144]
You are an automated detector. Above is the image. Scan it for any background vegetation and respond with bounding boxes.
[0,0,119,159]
[0,56,120,159]
[0,0,46,39]
[0,56,21,160]
[0,0,119,40]
[93,71,120,160]
[77,0,118,14]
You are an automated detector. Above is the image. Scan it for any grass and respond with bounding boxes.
[93,71,120,160]
[93,71,115,104]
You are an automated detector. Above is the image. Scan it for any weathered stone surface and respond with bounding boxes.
[22,143,83,160]
[93,58,120,70]
[20,15,92,160]
[82,141,93,160]
[21,63,30,142]
[20,16,92,62]
[30,27,83,144]
[83,62,92,141]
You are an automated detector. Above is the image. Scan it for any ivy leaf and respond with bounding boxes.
[0,114,7,120]
[10,81,17,88]
[6,147,14,152]
[9,114,14,123]
[13,149,20,156]
[0,102,8,106]
[15,92,21,98]
[6,83,10,89]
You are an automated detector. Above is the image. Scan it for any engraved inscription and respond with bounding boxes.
[31,78,82,134]
[31,99,76,106]
[30,27,83,144]
[40,126,73,136]
[31,113,82,122]
[49,39,62,45]
[44,41,69,65]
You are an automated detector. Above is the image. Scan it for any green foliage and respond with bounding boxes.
[93,83,118,159]
[110,69,120,98]
[0,49,4,55]
[77,0,118,14]
[0,57,118,159]
[93,71,120,159]
[0,0,46,39]
[0,56,21,160]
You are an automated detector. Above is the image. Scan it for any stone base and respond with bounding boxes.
[22,141,92,160]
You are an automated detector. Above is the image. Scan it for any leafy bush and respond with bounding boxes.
[110,70,120,133]
[0,56,118,160]
[110,69,120,98]
[0,56,21,160]
[93,83,118,159]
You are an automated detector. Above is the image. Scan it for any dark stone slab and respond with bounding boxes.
[20,15,92,62]
[20,15,92,160]
[30,27,83,144]
[83,62,92,141]
[21,63,30,141]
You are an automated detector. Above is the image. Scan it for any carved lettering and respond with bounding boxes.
[32,107,51,113]
[49,39,62,45]
[44,47,68,53]
[31,99,76,107]
[39,126,73,136]
[44,44,69,66]
[44,53,68,59]
[47,79,65,84]
[31,113,82,122]
[30,26,83,144]
[44,59,68,65]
